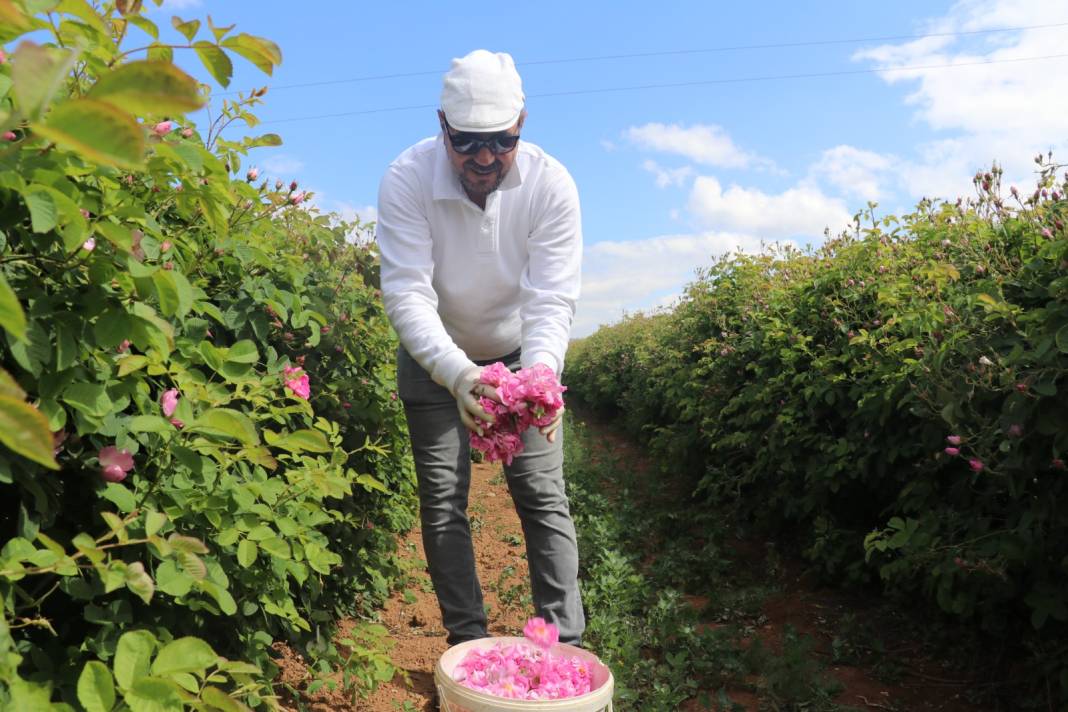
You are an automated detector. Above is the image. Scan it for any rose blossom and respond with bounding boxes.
[99,446,134,482]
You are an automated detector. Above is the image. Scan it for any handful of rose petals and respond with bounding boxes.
[451,617,592,700]
[470,363,566,465]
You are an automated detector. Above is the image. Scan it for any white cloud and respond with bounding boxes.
[260,154,305,178]
[688,176,853,238]
[853,0,1068,199]
[641,160,694,188]
[149,0,203,11]
[573,231,779,337]
[809,145,898,202]
[625,122,775,170]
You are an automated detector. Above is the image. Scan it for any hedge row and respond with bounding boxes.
[1,3,414,710]
[565,160,1068,702]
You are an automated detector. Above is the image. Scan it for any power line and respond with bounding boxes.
[259,52,1068,125]
[221,20,1068,97]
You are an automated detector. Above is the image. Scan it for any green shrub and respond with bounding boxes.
[566,161,1068,701]
[0,2,415,709]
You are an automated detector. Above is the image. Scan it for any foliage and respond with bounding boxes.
[0,2,415,709]
[566,160,1068,703]
[563,418,848,710]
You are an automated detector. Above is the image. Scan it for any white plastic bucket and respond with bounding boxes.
[435,637,614,712]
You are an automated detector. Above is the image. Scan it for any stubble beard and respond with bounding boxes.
[460,161,505,201]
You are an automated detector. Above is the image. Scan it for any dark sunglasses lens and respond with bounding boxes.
[447,136,476,153]
[449,133,519,154]
[492,135,519,152]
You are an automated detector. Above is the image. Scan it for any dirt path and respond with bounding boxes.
[277,414,992,711]
[362,460,533,711]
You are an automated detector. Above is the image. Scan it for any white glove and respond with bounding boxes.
[451,366,498,435]
[539,406,565,443]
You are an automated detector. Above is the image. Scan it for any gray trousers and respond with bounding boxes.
[396,346,585,646]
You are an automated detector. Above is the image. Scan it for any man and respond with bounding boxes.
[376,49,584,646]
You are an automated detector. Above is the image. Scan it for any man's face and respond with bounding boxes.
[439,110,525,203]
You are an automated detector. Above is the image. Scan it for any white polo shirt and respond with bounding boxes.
[376,135,582,394]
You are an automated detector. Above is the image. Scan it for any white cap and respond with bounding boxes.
[440,49,524,133]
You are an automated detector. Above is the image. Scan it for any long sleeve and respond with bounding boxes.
[519,167,582,374]
[377,163,474,393]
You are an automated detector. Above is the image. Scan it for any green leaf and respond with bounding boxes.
[117,355,148,377]
[77,661,115,712]
[151,270,180,317]
[259,537,290,559]
[193,41,233,87]
[236,539,257,568]
[114,629,156,689]
[201,686,248,712]
[155,560,192,596]
[198,341,227,372]
[272,428,330,453]
[220,33,282,75]
[145,511,167,537]
[32,99,145,170]
[356,473,389,494]
[151,637,218,676]
[178,551,206,580]
[0,393,59,469]
[1056,323,1068,354]
[126,14,158,40]
[88,60,203,116]
[167,534,209,554]
[22,185,58,233]
[146,42,172,64]
[94,308,134,349]
[12,41,78,121]
[197,580,237,615]
[188,408,259,445]
[61,382,111,418]
[94,221,133,251]
[123,677,183,712]
[128,415,173,433]
[170,15,199,41]
[0,0,32,44]
[0,273,27,342]
[125,561,154,603]
[226,339,258,364]
[246,132,282,148]
[102,482,136,513]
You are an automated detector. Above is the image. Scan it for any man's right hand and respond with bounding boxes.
[451,366,497,435]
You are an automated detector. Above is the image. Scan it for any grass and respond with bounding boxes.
[564,415,858,711]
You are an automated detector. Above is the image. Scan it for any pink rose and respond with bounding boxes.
[283,365,311,400]
[969,458,984,473]
[99,446,134,482]
[246,167,259,181]
[522,616,559,649]
[946,435,962,446]
[153,121,173,136]
[160,389,179,417]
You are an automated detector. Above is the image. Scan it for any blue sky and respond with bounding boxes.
[144,0,1068,335]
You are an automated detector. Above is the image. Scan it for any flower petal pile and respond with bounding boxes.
[470,363,566,465]
[451,618,592,700]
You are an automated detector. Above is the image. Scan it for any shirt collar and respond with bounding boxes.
[432,133,523,202]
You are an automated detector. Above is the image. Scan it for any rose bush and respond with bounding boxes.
[566,160,1068,702]
[0,2,415,709]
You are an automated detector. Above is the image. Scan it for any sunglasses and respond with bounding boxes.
[442,121,520,155]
